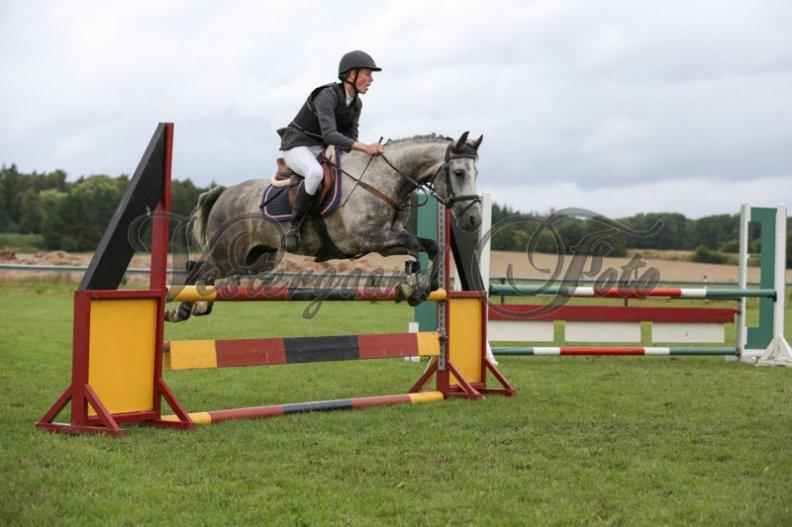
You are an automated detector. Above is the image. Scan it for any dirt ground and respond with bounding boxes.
[2,249,789,285]
[484,250,792,284]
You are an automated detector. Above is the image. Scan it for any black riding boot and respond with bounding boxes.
[284,185,317,251]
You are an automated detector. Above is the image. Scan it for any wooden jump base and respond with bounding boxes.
[487,305,740,323]
[466,198,790,365]
[493,347,738,356]
[37,124,515,437]
[487,304,740,346]
[162,392,444,425]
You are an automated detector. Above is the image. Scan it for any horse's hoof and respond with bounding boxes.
[190,301,214,317]
[164,308,181,323]
[395,283,411,303]
[177,302,192,321]
[407,286,430,307]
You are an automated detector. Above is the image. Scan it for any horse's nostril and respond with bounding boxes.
[466,214,480,230]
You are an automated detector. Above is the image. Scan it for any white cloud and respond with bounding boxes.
[483,175,792,219]
[1,0,791,216]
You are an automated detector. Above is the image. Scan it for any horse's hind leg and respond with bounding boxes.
[165,260,215,322]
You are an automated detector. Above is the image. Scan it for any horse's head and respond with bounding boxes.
[436,131,483,231]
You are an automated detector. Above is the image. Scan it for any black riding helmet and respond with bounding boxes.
[338,50,381,77]
[338,50,381,95]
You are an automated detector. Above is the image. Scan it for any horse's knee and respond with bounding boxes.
[419,238,439,258]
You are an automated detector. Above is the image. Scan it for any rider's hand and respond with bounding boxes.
[365,142,383,156]
[351,140,384,156]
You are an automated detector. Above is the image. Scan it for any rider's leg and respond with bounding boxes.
[283,145,323,250]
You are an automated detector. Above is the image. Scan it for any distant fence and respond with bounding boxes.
[2,263,787,289]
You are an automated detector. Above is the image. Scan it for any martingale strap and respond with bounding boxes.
[340,169,399,209]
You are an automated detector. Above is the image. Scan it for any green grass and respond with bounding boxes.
[1,282,790,526]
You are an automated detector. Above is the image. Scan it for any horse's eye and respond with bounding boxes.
[453,169,465,177]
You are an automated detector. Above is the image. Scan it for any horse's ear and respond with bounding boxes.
[455,131,470,150]
[473,134,483,151]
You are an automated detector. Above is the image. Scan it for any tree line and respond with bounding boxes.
[0,165,205,251]
[1,165,789,268]
[485,202,790,267]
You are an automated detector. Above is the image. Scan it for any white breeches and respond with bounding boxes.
[283,145,325,195]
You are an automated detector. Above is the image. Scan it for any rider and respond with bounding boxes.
[278,50,385,251]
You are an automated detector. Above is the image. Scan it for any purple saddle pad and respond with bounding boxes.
[260,150,343,222]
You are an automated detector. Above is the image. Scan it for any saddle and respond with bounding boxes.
[271,146,338,208]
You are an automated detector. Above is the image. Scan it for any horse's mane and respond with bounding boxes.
[384,134,452,146]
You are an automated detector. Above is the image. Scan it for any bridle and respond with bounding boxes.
[437,145,482,215]
[336,142,481,226]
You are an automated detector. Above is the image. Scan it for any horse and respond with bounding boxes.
[166,132,483,322]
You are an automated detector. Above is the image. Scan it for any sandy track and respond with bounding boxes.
[3,249,789,285]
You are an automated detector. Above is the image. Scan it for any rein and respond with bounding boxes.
[333,143,482,223]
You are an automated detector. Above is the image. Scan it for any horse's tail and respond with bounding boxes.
[190,185,226,247]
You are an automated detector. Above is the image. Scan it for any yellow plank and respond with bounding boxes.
[168,340,218,370]
[448,297,485,386]
[417,331,441,356]
[87,298,158,415]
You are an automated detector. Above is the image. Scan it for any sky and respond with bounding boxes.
[1,0,791,219]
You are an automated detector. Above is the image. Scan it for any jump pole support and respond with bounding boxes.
[37,124,515,436]
[472,200,789,365]
[750,204,792,366]
[36,123,195,437]
[735,203,791,365]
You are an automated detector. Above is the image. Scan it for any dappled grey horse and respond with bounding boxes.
[166,132,483,322]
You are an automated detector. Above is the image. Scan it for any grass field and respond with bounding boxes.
[1,282,790,526]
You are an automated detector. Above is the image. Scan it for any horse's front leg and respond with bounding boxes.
[416,236,441,291]
[357,230,441,305]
